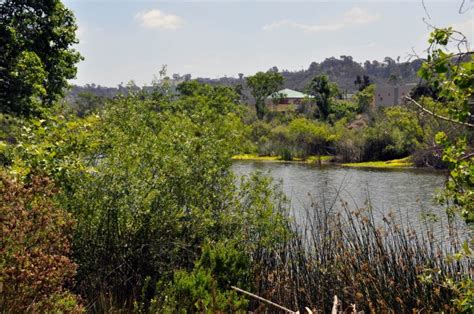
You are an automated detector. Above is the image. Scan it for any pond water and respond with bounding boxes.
[232,161,469,239]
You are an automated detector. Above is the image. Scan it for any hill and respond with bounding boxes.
[67,55,423,101]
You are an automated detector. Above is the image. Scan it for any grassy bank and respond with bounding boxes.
[232,154,333,164]
[341,157,413,168]
[232,154,414,169]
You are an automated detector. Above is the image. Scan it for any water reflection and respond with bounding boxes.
[232,161,469,240]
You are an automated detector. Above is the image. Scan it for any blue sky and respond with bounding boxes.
[65,0,473,86]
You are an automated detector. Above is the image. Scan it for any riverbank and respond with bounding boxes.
[232,154,333,164]
[341,157,414,168]
[232,154,415,169]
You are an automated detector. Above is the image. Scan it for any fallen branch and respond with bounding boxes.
[231,286,297,313]
[404,96,474,128]
[331,295,340,314]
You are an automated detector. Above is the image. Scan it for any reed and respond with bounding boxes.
[250,197,470,313]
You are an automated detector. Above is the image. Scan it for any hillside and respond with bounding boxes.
[68,55,423,101]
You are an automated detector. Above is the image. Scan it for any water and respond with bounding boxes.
[232,161,467,239]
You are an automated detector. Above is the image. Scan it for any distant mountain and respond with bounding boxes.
[198,56,423,93]
[67,56,424,102]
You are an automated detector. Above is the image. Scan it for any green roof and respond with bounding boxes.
[267,88,312,99]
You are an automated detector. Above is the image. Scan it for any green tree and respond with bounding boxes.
[409,27,473,312]
[71,91,106,117]
[0,0,82,116]
[307,74,338,120]
[246,71,283,120]
[353,84,375,113]
[409,27,473,223]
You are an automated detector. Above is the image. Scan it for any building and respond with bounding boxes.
[375,84,415,107]
[266,88,314,112]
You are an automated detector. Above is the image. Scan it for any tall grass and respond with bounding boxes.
[250,197,471,313]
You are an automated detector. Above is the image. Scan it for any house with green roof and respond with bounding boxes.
[266,88,314,112]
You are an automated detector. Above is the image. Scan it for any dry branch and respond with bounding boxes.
[403,96,474,128]
[231,286,297,313]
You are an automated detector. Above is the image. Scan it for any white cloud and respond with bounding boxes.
[263,6,379,33]
[343,7,380,25]
[136,9,183,30]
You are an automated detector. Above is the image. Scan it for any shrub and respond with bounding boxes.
[13,84,289,311]
[353,84,375,113]
[334,129,365,162]
[288,118,332,158]
[156,242,250,312]
[0,174,82,312]
[328,99,358,123]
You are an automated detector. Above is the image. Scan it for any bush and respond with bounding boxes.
[288,118,332,158]
[6,83,290,311]
[353,84,375,113]
[328,99,358,123]
[156,242,250,312]
[0,174,82,312]
[334,129,365,162]
[334,106,424,162]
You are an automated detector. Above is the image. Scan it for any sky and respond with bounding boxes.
[65,0,473,86]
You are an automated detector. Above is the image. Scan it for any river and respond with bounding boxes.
[232,161,469,239]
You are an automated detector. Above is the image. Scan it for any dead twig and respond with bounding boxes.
[331,295,340,314]
[231,286,297,313]
[404,96,474,128]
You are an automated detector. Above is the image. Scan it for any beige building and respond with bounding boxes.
[375,85,415,107]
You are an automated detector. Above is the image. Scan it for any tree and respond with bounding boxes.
[408,27,473,223]
[0,0,82,116]
[307,74,338,120]
[71,91,106,117]
[354,75,372,91]
[407,25,473,311]
[246,71,283,120]
[353,84,375,113]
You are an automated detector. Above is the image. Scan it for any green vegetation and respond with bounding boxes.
[239,99,429,164]
[342,157,413,168]
[0,0,472,312]
[416,27,473,224]
[0,0,82,116]
[246,70,283,119]
[232,153,333,164]
[306,74,339,120]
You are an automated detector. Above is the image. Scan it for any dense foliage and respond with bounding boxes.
[0,174,82,312]
[3,82,290,311]
[417,27,473,223]
[0,0,82,116]
[246,71,283,119]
